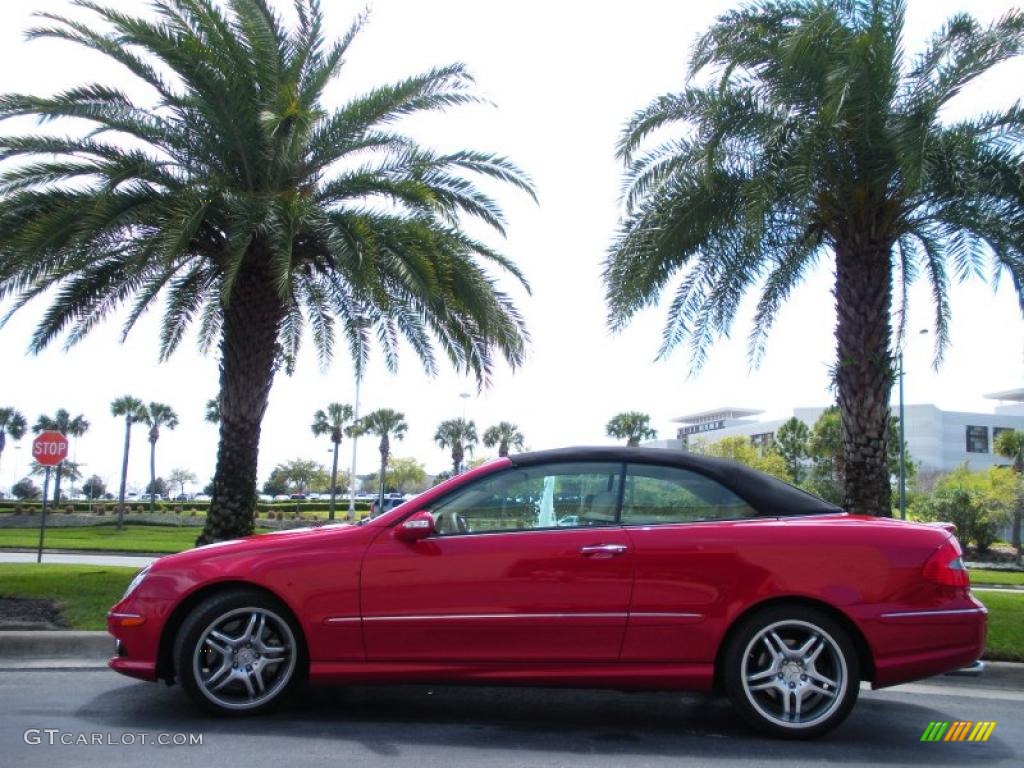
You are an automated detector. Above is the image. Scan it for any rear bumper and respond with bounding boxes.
[864,599,987,688]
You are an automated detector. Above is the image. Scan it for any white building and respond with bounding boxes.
[645,390,1024,472]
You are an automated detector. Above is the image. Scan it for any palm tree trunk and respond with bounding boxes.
[199,255,285,545]
[53,464,63,506]
[148,433,157,513]
[329,440,339,521]
[452,445,463,476]
[834,237,893,516]
[378,434,389,510]
[117,418,131,531]
[499,440,508,458]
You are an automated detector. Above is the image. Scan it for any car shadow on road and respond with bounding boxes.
[78,680,1016,763]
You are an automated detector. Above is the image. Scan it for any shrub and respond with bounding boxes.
[915,487,999,552]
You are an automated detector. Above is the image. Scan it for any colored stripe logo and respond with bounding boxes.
[920,721,996,742]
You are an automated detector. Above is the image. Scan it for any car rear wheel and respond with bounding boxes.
[174,589,303,715]
[723,606,859,738]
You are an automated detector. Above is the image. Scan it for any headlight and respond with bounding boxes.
[122,566,151,600]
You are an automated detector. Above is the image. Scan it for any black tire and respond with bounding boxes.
[722,605,860,739]
[173,588,306,716]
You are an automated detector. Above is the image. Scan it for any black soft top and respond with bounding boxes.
[509,446,842,517]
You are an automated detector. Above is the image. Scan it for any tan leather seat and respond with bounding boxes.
[583,491,617,524]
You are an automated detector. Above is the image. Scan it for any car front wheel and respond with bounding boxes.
[174,589,303,715]
[723,606,860,738]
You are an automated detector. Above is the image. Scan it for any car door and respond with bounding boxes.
[618,462,762,663]
[360,461,633,662]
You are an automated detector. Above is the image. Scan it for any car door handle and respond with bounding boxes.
[579,544,628,557]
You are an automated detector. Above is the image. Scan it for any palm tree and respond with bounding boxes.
[144,402,179,511]
[31,459,83,502]
[0,1,533,544]
[434,418,478,476]
[605,412,657,447]
[605,2,1024,516]
[32,409,89,504]
[357,408,409,511]
[995,429,1024,559]
[0,407,27,481]
[111,395,147,530]
[311,403,354,521]
[482,421,526,457]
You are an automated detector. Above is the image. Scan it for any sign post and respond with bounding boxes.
[32,431,68,564]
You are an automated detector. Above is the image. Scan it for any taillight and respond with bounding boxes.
[923,539,970,588]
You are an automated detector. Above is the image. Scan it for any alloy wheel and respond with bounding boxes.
[739,619,848,730]
[192,606,297,711]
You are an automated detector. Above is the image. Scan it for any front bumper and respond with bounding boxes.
[106,599,166,682]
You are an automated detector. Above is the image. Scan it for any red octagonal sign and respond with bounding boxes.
[33,430,68,467]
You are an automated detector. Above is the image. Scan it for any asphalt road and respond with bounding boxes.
[0,669,1020,768]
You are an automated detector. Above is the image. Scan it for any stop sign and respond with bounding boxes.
[33,431,68,467]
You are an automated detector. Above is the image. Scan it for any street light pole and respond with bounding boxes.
[348,375,361,522]
[897,329,928,520]
[898,350,906,520]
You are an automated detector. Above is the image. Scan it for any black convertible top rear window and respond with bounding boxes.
[510,446,842,517]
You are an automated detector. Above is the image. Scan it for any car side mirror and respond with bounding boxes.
[394,510,435,542]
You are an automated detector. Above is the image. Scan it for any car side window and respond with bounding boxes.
[621,464,757,524]
[429,462,623,535]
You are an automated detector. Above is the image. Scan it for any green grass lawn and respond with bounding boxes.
[0,524,271,554]
[0,564,138,629]
[970,568,1024,586]
[974,590,1024,662]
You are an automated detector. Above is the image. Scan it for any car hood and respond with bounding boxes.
[150,522,362,570]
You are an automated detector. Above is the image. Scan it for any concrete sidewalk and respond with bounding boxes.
[0,551,157,567]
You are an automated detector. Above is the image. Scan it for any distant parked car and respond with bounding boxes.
[138,493,162,503]
[369,495,406,517]
[289,494,308,501]
[193,494,211,502]
[174,494,190,502]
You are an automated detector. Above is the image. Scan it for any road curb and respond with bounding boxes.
[0,630,112,662]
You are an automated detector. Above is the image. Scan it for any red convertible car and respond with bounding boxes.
[108,447,985,738]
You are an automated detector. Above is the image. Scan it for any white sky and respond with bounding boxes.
[1,0,1022,493]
